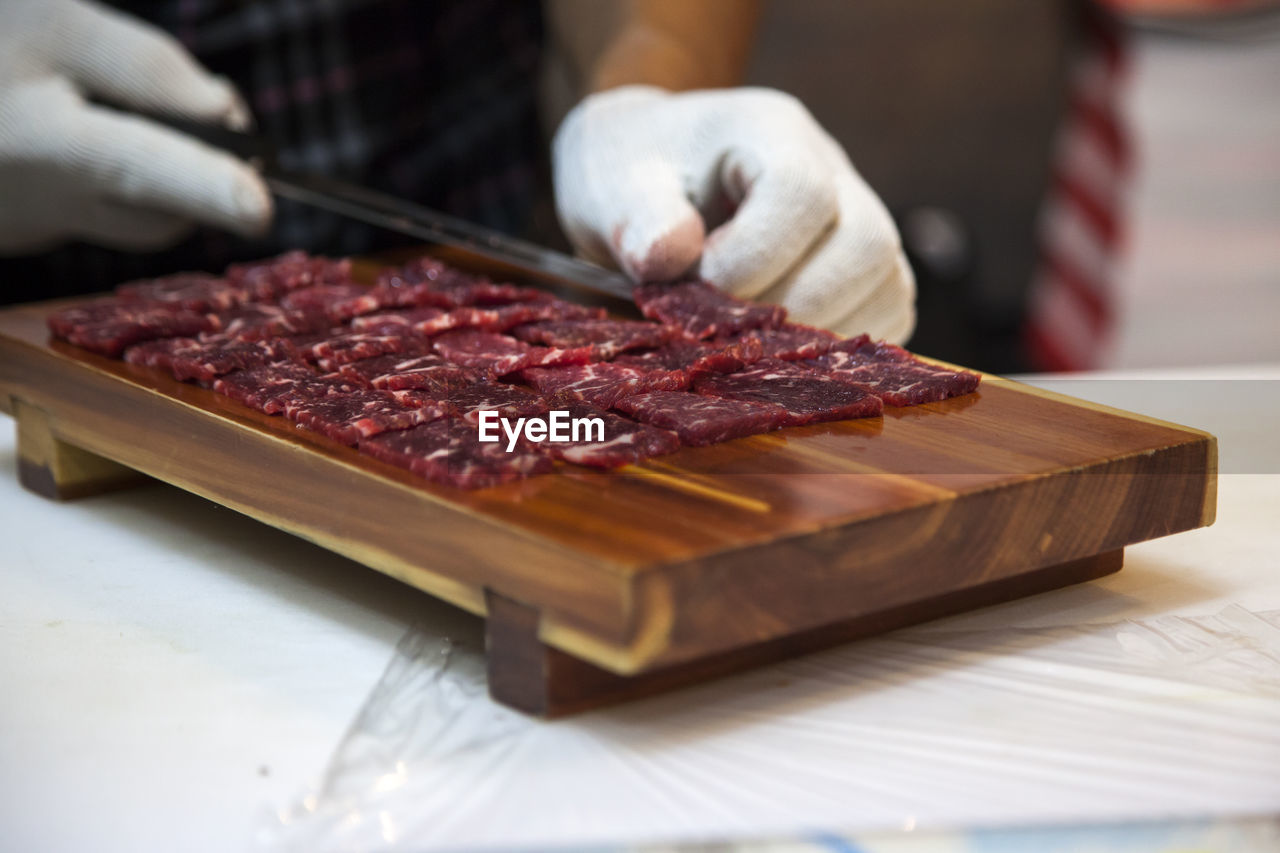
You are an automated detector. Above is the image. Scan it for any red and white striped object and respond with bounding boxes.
[1024,6,1132,372]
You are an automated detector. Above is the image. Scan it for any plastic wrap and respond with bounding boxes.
[262,605,1280,852]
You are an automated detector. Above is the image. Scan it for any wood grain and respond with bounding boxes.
[0,269,1216,689]
[486,550,1125,716]
[15,399,147,500]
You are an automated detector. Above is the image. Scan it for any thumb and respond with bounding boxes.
[553,87,704,282]
[59,1,250,129]
[602,164,705,282]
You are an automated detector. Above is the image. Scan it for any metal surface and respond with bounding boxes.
[264,171,636,299]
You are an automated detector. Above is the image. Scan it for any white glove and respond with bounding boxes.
[553,86,915,343]
[0,0,272,254]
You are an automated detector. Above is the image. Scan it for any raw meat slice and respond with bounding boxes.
[520,362,687,408]
[409,301,605,337]
[48,300,216,357]
[456,301,606,333]
[829,334,930,362]
[359,418,552,489]
[300,332,432,367]
[808,347,981,406]
[434,330,537,376]
[208,303,332,342]
[123,337,199,371]
[116,272,243,312]
[828,333,874,356]
[444,381,550,425]
[167,337,299,384]
[612,337,763,377]
[693,359,883,425]
[212,362,325,414]
[385,390,458,419]
[280,283,380,322]
[349,308,445,333]
[412,307,492,336]
[614,391,787,446]
[434,330,597,375]
[288,388,441,445]
[540,398,680,468]
[338,354,482,394]
[225,251,352,300]
[510,319,675,358]
[371,257,543,308]
[730,324,838,360]
[633,280,786,339]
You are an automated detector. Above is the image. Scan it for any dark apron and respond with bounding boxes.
[1,0,545,303]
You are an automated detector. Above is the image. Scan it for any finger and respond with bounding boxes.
[828,252,918,344]
[697,143,838,299]
[560,159,705,282]
[69,201,195,251]
[71,104,272,237]
[607,165,706,282]
[757,170,909,328]
[59,1,250,129]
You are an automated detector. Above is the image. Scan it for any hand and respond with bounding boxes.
[553,86,915,342]
[0,0,272,254]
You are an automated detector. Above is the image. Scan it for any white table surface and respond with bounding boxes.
[2,367,1278,852]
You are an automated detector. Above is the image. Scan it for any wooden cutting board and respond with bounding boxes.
[0,257,1216,715]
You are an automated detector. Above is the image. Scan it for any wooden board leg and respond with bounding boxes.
[485,549,1125,717]
[14,399,147,500]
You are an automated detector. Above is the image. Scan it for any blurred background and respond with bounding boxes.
[4,0,1277,376]
[548,0,1280,374]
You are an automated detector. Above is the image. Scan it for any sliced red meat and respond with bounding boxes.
[612,337,763,377]
[510,318,675,358]
[540,398,680,468]
[693,359,882,425]
[48,300,216,357]
[488,300,607,330]
[167,337,299,384]
[116,272,243,312]
[123,337,199,371]
[288,388,441,445]
[520,362,687,408]
[349,308,445,333]
[337,350,481,394]
[212,362,326,414]
[225,251,352,300]
[444,381,550,425]
[434,330,536,376]
[280,283,380,322]
[208,303,332,342]
[614,391,787,446]
[385,390,458,419]
[828,334,900,360]
[338,354,482,394]
[301,332,432,368]
[412,307,490,336]
[633,280,786,340]
[359,417,553,489]
[408,300,605,337]
[808,346,981,406]
[371,257,544,308]
[730,324,838,360]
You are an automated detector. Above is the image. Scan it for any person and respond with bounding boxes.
[0,0,915,343]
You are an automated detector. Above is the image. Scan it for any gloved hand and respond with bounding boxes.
[0,0,271,254]
[553,86,915,342]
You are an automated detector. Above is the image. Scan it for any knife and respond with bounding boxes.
[109,106,637,300]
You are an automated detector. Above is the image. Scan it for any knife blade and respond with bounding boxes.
[99,102,637,299]
[263,170,637,299]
